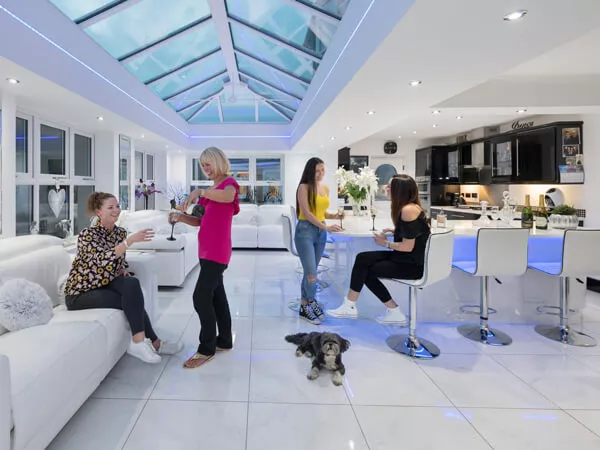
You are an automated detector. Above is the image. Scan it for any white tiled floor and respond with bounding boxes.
[48,251,600,449]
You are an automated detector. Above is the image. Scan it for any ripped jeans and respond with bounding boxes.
[294,219,327,301]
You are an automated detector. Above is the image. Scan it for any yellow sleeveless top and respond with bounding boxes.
[298,193,329,222]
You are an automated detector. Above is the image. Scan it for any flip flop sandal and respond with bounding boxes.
[183,352,214,369]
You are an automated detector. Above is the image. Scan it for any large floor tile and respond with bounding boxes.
[469,325,563,355]
[355,406,491,450]
[249,350,349,404]
[123,400,247,450]
[402,323,482,354]
[461,408,600,450]
[343,351,451,406]
[252,317,324,350]
[48,398,145,450]
[246,403,368,450]
[181,316,253,350]
[152,313,192,343]
[418,354,555,408]
[151,349,250,402]
[567,409,600,437]
[92,354,169,400]
[493,354,600,409]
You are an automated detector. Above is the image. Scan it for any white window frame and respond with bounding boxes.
[15,113,34,181]
[70,129,95,182]
[145,153,155,183]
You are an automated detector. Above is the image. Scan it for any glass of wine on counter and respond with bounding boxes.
[337,206,344,228]
[370,207,377,231]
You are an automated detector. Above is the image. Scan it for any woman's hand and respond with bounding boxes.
[373,232,389,247]
[182,188,203,212]
[128,228,155,244]
[326,224,343,233]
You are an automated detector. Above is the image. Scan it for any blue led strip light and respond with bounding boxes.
[0,3,189,138]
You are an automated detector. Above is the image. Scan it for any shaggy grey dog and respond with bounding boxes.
[285,332,350,386]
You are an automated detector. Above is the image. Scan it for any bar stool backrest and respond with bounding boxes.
[562,229,600,277]
[282,214,299,257]
[402,230,455,288]
[474,228,530,277]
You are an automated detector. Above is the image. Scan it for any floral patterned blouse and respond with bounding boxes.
[64,223,128,296]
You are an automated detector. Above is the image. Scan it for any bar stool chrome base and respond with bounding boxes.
[458,324,513,346]
[386,334,440,359]
[534,324,597,347]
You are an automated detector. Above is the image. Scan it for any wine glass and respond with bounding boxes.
[337,206,344,228]
[370,207,377,231]
[167,211,180,241]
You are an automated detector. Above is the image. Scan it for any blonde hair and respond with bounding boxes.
[200,146,230,178]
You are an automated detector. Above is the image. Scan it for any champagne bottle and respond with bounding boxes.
[535,194,548,230]
[521,195,533,229]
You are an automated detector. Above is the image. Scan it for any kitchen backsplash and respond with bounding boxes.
[457,184,584,208]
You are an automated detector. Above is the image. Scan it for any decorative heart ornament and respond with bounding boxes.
[48,188,65,218]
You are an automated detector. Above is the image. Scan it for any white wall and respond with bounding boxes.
[347,137,425,177]
[581,114,600,227]
[153,151,169,210]
[94,131,119,196]
[283,149,337,209]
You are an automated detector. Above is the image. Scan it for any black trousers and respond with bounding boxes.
[350,251,424,303]
[193,259,233,356]
[65,276,157,341]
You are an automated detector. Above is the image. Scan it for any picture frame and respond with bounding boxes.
[349,155,369,173]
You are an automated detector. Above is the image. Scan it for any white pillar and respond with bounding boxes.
[94,131,119,195]
[1,92,17,237]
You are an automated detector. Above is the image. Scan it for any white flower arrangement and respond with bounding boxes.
[336,167,379,203]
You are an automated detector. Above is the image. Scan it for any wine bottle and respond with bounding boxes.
[521,195,533,229]
[535,194,548,230]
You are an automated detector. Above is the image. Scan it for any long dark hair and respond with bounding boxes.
[389,174,424,225]
[296,157,324,217]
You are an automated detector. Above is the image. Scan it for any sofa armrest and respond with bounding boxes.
[0,354,11,450]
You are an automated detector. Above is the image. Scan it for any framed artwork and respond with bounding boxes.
[349,155,369,173]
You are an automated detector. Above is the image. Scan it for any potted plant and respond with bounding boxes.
[549,204,578,229]
[336,167,379,216]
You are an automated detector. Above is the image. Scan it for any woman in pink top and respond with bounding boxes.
[171,147,240,369]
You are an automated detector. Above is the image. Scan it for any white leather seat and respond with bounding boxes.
[454,228,530,346]
[385,230,455,359]
[529,229,600,346]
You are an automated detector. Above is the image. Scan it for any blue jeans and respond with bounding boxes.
[294,219,327,302]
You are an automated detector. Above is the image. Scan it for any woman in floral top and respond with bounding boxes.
[65,192,182,364]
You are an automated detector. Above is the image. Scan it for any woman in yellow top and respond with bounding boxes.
[295,157,343,324]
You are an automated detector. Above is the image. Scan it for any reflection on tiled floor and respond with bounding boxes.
[49,251,600,450]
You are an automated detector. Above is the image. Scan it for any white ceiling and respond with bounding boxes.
[2,0,600,154]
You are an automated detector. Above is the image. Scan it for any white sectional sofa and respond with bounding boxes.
[119,209,199,287]
[233,204,290,249]
[0,235,131,450]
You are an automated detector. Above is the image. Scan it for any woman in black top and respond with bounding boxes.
[327,174,430,324]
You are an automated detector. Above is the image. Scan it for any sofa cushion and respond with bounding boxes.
[130,235,186,251]
[0,235,64,261]
[0,279,54,331]
[0,323,7,336]
[257,205,289,226]
[234,204,258,226]
[0,322,106,449]
[232,225,258,248]
[258,225,285,249]
[51,306,129,357]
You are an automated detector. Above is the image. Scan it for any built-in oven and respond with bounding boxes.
[415,176,431,213]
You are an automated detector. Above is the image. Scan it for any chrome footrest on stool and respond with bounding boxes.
[534,324,597,347]
[535,305,575,317]
[386,334,440,359]
[458,324,512,346]
[459,304,497,315]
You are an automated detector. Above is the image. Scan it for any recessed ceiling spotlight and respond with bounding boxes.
[140,134,145,138]
[345,126,352,131]
[432,124,438,128]
[330,136,336,141]
[6,78,19,84]
[366,110,375,115]
[432,110,440,115]
[456,115,463,120]
[504,10,527,21]
[397,135,402,139]
[409,80,422,87]
[412,131,417,134]
[96,116,104,121]
[516,109,527,114]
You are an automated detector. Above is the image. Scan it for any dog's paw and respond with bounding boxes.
[307,367,320,380]
[332,371,344,386]
[295,350,303,357]
[304,351,313,358]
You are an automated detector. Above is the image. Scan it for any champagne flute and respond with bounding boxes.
[167,212,179,241]
[370,207,377,231]
[337,206,344,228]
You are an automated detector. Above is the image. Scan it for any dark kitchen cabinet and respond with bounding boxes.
[513,128,556,182]
[429,146,459,184]
[415,147,431,177]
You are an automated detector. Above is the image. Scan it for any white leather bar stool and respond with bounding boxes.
[385,230,455,359]
[529,229,600,347]
[454,228,530,346]
[282,214,329,311]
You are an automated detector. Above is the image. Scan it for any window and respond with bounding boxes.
[39,184,70,237]
[119,135,131,210]
[40,124,66,175]
[146,154,154,181]
[135,151,144,181]
[15,185,33,236]
[16,117,29,173]
[190,155,283,204]
[74,185,95,234]
[73,134,93,177]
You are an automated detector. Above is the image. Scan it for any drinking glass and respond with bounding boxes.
[370,207,377,231]
[337,206,344,228]
[490,206,500,222]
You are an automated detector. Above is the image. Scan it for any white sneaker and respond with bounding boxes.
[127,340,162,364]
[154,339,184,355]
[327,299,358,319]
[375,306,408,324]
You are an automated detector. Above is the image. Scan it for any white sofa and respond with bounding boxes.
[0,235,131,450]
[119,210,199,287]
[233,204,289,249]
